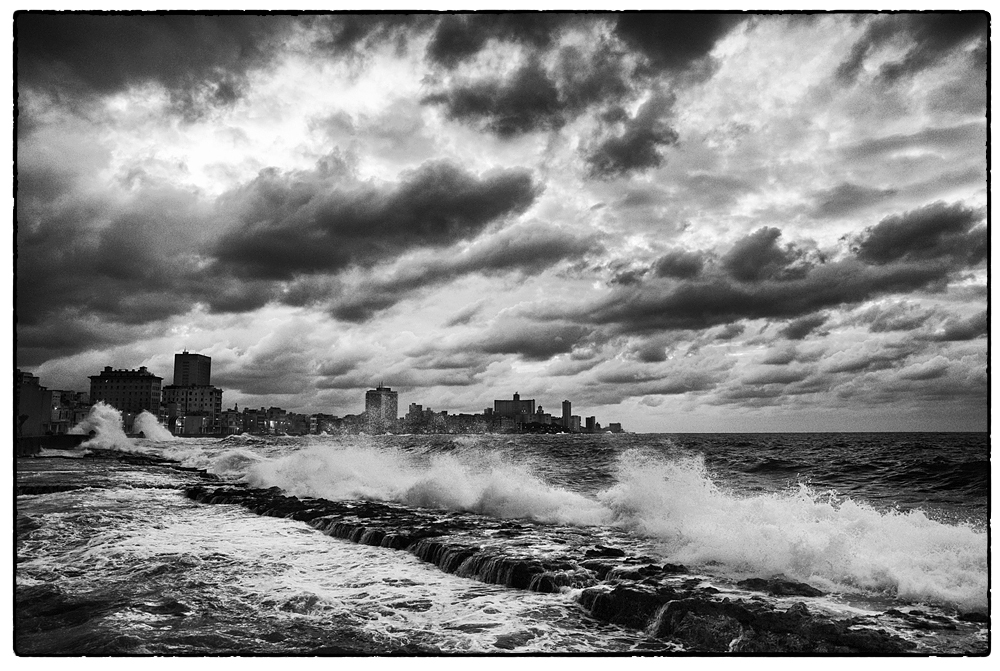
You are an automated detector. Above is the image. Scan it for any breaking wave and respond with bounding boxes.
[242,444,611,526]
[599,449,988,612]
[69,402,133,451]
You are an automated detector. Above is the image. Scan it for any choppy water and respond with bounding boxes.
[16,414,990,655]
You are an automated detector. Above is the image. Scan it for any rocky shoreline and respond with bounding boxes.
[184,481,987,654]
[18,450,989,655]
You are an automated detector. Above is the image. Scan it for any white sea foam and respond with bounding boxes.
[599,449,988,612]
[243,444,611,526]
[69,402,135,451]
[133,411,174,441]
[149,437,987,613]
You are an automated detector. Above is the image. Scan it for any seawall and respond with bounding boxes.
[16,434,88,457]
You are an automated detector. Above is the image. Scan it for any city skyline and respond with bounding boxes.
[14,11,988,432]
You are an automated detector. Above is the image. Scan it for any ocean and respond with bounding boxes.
[15,412,989,655]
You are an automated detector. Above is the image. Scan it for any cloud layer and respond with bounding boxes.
[15,12,987,431]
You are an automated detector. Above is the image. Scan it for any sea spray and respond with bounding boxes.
[243,444,611,525]
[69,402,133,450]
[598,449,988,612]
[133,411,174,441]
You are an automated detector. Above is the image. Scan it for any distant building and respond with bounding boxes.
[562,400,572,429]
[586,416,596,433]
[173,351,212,386]
[165,351,223,434]
[309,413,338,434]
[89,365,163,415]
[494,392,535,417]
[16,370,52,437]
[607,422,623,433]
[365,384,398,433]
[162,385,223,433]
[220,405,244,435]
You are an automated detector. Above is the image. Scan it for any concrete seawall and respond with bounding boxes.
[16,434,88,457]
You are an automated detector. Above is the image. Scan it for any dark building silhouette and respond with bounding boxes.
[89,366,162,415]
[16,370,52,437]
[173,351,212,386]
[365,384,398,433]
[494,392,536,417]
[164,351,222,434]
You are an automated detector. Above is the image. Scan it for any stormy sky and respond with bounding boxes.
[14,11,988,431]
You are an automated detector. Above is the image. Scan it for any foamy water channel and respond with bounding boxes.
[17,470,673,654]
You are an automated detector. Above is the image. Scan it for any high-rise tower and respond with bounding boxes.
[365,384,398,433]
[173,351,212,386]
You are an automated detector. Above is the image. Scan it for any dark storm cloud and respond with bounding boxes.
[423,59,565,137]
[934,310,988,341]
[854,301,934,333]
[559,205,983,336]
[760,346,799,366]
[853,201,986,266]
[742,366,812,386]
[823,349,908,375]
[837,12,987,85]
[812,182,897,218]
[780,314,827,340]
[585,93,679,178]
[653,249,705,279]
[721,227,808,282]
[612,13,744,72]
[423,14,743,141]
[898,357,949,381]
[16,179,215,331]
[580,264,909,333]
[311,14,433,56]
[213,159,541,280]
[16,315,154,368]
[554,42,633,114]
[714,323,745,341]
[323,225,600,322]
[16,13,296,117]
[426,13,571,67]
[474,321,592,361]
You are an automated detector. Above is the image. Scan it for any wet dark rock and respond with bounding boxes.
[662,563,688,573]
[493,629,539,650]
[15,584,116,633]
[579,585,671,629]
[184,483,917,654]
[737,577,825,597]
[958,611,989,623]
[650,598,914,653]
[579,559,618,579]
[585,545,626,558]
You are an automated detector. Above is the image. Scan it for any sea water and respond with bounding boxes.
[16,422,989,654]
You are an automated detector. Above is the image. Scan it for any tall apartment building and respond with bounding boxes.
[365,384,398,433]
[163,351,223,434]
[173,351,212,386]
[88,366,163,415]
